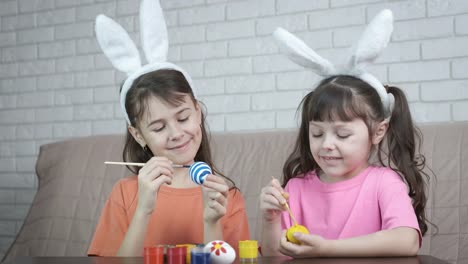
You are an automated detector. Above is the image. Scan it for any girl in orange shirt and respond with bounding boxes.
[88,0,249,256]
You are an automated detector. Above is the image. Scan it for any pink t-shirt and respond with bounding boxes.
[281,166,421,242]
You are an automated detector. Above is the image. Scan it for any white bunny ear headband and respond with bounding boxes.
[95,0,195,125]
[273,9,395,119]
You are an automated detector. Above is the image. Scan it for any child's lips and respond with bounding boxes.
[169,140,190,150]
[321,156,341,160]
[320,156,342,164]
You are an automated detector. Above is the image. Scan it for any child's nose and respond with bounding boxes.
[321,135,335,150]
[168,123,184,141]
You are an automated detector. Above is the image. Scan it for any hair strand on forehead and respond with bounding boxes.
[306,76,385,127]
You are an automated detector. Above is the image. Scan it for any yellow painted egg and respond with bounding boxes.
[286,224,309,244]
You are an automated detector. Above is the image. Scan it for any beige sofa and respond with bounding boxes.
[2,122,468,263]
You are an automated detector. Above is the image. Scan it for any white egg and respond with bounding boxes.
[204,240,236,264]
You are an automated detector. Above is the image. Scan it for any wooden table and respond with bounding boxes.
[2,255,449,264]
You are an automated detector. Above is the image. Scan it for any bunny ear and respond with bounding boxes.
[273,27,336,76]
[350,9,393,67]
[95,15,141,74]
[140,0,168,63]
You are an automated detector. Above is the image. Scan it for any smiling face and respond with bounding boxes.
[130,94,202,166]
[309,118,373,182]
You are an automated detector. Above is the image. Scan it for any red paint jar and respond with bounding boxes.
[144,246,164,264]
[166,246,187,264]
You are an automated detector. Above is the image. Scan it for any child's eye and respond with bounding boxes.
[337,134,350,139]
[312,134,323,138]
[179,116,189,122]
[153,126,165,132]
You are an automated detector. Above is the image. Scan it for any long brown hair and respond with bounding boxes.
[121,69,234,187]
[283,75,430,235]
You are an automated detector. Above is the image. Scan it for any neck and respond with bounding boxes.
[319,163,369,183]
[167,167,198,188]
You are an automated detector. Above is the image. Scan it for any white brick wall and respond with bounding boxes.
[1,0,468,258]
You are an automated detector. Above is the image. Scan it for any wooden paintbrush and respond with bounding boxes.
[104,161,190,168]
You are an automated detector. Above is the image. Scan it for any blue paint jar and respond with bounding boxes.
[190,247,211,264]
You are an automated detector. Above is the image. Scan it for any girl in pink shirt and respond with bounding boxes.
[260,10,430,258]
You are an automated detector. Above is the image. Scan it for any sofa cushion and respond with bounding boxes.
[4,134,129,258]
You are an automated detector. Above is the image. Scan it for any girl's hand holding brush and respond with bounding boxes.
[136,157,174,216]
[260,177,290,222]
[260,177,310,245]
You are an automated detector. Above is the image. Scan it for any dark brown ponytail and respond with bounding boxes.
[379,85,429,235]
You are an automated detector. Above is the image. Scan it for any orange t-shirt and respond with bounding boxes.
[87,176,250,256]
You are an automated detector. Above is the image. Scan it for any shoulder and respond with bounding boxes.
[107,175,138,208]
[367,166,409,196]
[226,188,247,213]
[368,166,404,183]
[227,188,245,203]
[112,175,138,193]
[285,170,316,188]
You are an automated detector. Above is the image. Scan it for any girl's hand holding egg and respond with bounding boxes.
[189,162,229,223]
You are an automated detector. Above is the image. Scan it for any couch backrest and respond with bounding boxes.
[3,122,468,263]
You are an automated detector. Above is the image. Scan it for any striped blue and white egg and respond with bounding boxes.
[189,162,212,184]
